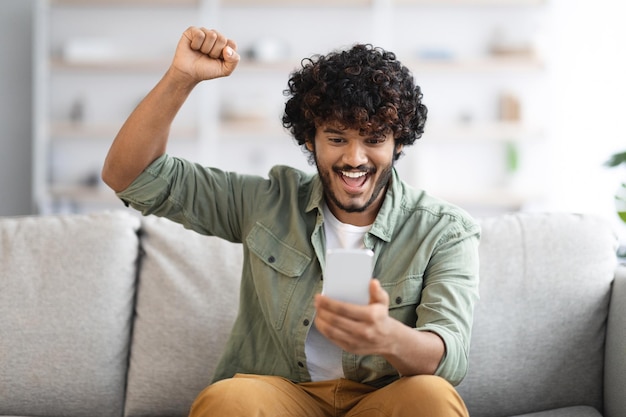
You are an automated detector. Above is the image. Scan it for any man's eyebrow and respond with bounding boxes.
[323,127,345,134]
[322,127,382,140]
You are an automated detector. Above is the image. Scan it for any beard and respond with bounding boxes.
[315,156,395,214]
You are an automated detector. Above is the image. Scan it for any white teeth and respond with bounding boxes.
[342,171,367,178]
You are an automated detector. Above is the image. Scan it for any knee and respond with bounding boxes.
[398,374,455,395]
[188,377,262,417]
[389,375,468,417]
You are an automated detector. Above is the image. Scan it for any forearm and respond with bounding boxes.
[381,320,445,377]
[102,27,240,192]
[102,68,197,192]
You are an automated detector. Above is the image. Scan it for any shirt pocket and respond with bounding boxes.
[246,223,311,330]
[383,275,423,326]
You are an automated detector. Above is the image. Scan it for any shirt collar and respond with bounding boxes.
[305,174,324,214]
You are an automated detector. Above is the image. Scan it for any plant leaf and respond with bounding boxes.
[604,151,626,167]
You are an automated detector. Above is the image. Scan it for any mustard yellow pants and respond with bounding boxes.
[188,373,469,417]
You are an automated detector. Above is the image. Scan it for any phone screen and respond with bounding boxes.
[323,249,374,305]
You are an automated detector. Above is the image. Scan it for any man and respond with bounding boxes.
[102,27,480,417]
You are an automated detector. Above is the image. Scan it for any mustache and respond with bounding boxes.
[333,165,375,173]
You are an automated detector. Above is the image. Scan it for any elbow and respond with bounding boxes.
[100,164,112,189]
[101,148,164,192]
[430,330,470,387]
[100,159,128,193]
[434,353,468,387]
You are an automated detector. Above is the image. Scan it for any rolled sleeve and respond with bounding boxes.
[116,154,248,240]
[417,222,480,385]
[116,154,173,214]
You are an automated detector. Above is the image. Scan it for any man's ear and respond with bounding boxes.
[393,143,404,161]
[305,140,314,152]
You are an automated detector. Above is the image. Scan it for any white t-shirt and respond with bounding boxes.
[304,204,372,381]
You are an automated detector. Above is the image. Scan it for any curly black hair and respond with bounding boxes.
[282,44,427,161]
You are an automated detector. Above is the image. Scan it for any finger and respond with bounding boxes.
[226,38,238,53]
[314,307,358,345]
[221,45,240,75]
[186,26,206,51]
[315,308,353,332]
[316,294,367,321]
[316,293,358,311]
[199,28,228,59]
[369,279,389,305]
[315,309,373,354]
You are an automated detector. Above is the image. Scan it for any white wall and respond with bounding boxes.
[0,0,34,216]
[541,0,626,241]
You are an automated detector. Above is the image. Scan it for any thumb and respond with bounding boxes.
[221,45,240,75]
[369,279,388,305]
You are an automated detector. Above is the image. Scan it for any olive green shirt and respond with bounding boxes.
[117,154,480,387]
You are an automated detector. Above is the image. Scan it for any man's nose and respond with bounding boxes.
[342,142,368,167]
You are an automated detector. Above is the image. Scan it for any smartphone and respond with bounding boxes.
[323,248,374,305]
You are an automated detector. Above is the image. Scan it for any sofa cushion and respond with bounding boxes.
[124,215,242,417]
[604,265,626,417]
[511,405,603,417]
[456,213,617,417]
[0,211,140,417]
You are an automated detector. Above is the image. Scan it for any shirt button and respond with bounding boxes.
[298,361,304,368]
[303,319,310,327]
[268,256,276,263]
[395,296,403,305]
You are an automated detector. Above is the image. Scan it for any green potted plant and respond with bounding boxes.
[604,151,626,223]
[605,151,626,258]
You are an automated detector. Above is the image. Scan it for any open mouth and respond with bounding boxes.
[339,170,369,192]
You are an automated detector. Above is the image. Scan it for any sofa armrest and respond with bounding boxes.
[605,264,626,417]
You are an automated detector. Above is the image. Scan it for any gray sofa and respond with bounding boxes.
[0,210,624,417]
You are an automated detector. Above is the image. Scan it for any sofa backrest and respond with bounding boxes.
[0,212,141,417]
[0,211,618,417]
[456,213,617,417]
[123,215,243,417]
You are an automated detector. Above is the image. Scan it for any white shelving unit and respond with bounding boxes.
[33,0,550,215]
[34,0,215,213]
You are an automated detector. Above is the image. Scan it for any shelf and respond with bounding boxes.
[49,185,120,204]
[394,0,545,5]
[51,0,199,6]
[426,122,543,142]
[50,58,170,72]
[49,54,542,75]
[406,55,544,73]
[222,0,371,6]
[224,0,543,5]
[50,122,198,140]
[219,119,287,139]
[233,55,544,74]
[235,59,301,74]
